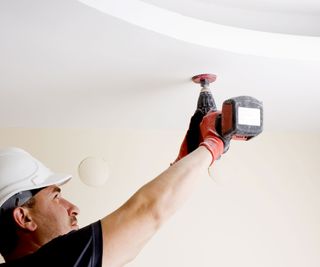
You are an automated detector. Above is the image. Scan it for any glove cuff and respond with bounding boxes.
[200,137,224,166]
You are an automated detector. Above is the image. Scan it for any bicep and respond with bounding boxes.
[100,193,160,267]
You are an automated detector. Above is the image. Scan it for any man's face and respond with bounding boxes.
[28,185,80,244]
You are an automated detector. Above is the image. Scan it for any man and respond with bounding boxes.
[0,111,226,266]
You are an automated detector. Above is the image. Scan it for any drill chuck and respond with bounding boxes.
[197,88,217,114]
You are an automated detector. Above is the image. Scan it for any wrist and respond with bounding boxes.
[199,137,224,165]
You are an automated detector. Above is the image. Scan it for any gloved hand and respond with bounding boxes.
[173,110,204,164]
[199,111,227,165]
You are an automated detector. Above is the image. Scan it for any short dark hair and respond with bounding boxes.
[0,207,19,257]
[0,191,38,258]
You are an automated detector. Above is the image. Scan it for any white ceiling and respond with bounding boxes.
[1,0,320,132]
[142,0,320,36]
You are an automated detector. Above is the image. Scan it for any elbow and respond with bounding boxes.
[145,192,174,229]
[150,202,166,229]
[135,191,169,230]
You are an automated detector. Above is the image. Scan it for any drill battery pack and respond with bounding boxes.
[221,96,263,140]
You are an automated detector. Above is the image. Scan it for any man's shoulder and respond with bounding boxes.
[1,221,103,267]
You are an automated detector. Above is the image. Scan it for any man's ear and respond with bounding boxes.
[12,207,37,232]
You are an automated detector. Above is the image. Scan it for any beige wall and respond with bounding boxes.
[1,128,320,266]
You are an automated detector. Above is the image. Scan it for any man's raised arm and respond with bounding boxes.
[100,112,225,267]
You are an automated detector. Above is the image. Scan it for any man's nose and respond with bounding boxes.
[70,203,80,216]
[63,198,80,216]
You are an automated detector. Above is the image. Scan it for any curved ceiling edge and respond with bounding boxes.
[77,0,320,61]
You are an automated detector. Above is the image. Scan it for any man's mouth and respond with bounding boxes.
[71,217,79,229]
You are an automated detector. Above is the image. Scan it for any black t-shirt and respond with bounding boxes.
[1,220,103,267]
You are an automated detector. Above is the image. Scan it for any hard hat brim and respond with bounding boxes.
[0,173,72,208]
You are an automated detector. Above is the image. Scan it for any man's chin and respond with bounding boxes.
[71,224,79,231]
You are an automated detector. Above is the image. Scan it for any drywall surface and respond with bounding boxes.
[0,128,319,266]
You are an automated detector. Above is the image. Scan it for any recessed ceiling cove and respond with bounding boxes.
[142,0,320,36]
[78,0,320,60]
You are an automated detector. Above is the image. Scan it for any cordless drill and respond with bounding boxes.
[185,74,263,153]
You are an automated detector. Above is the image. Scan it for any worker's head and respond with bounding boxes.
[0,147,79,259]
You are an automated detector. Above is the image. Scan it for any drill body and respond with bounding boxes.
[186,82,263,154]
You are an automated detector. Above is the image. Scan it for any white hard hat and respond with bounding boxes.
[0,147,72,208]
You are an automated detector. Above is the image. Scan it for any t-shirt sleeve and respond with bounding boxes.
[4,220,103,267]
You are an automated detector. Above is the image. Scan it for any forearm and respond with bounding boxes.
[137,146,211,223]
[100,146,212,267]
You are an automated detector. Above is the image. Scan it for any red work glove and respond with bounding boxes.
[199,111,225,166]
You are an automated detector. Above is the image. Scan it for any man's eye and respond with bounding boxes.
[54,193,60,199]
